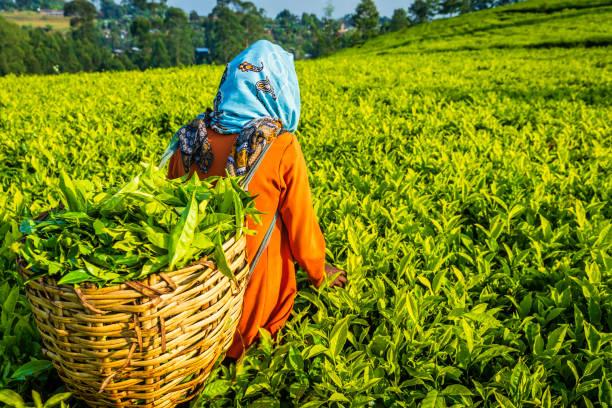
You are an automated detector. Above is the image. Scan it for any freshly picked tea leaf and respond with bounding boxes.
[15,165,257,287]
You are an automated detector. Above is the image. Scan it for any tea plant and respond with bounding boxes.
[0,0,610,406]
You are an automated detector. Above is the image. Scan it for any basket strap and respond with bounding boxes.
[248,210,278,278]
[241,135,285,279]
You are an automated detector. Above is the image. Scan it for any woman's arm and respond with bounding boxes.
[278,135,346,288]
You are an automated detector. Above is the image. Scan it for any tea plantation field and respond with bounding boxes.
[0,0,610,407]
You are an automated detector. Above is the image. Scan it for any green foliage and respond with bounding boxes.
[409,0,439,24]
[0,17,28,75]
[388,8,409,32]
[0,389,70,408]
[353,0,380,42]
[0,0,610,406]
[63,0,96,41]
[15,167,256,286]
[349,0,612,55]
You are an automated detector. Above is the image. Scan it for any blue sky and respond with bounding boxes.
[166,0,411,19]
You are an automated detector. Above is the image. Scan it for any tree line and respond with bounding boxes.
[0,0,523,76]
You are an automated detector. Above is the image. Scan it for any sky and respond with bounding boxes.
[165,0,411,19]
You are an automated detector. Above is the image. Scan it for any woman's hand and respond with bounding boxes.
[325,264,347,288]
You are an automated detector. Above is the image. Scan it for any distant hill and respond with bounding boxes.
[0,10,70,33]
[339,0,612,56]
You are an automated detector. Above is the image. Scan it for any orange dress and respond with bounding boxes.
[167,127,326,358]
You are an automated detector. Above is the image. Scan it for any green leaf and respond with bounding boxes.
[202,380,231,399]
[329,315,351,360]
[1,286,19,328]
[474,345,517,364]
[168,188,198,269]
[494,391,517,408]
[420,389,440,408]
[304,344,327,360]
[442,384,473,396]
[583,396,595,408]
[288,345,304,371]
[59,171,85,212]
[32,390,43,408]
[583,322,602,354]
[214,235,233,280]
[545,325,567,355]
[57,269,94,285]
[329,392,350,402]
[519,293,532,318]
[192,232,214,250]
[299,402,324,408]
[406,292,419,324]
[43,393,71,408]
[243,377,269,398]
[583,358,603,378]
[599,376,612,406]
[232,190,244,239]
[11,360,52,380]
[249,397,279,408]
[142,225,167,249]
[0,389,26,408]
[461,319,474,354]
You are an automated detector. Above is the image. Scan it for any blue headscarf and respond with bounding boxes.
[211,39,300,134]
[159,40,300,173]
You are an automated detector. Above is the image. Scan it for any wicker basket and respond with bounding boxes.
[18,232,249,408]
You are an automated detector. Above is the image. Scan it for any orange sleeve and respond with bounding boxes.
[278,134,326,287]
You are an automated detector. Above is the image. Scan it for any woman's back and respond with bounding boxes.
[167,127,326,358]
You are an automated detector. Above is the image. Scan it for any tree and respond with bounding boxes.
[389,8,409,31]
[472,0,492,11]
[460,0,473,13]
[234,1,268,48]
[274,9,301,55]
[100,0,124,19]
[207,3,244,63]
[165,6,188,28]
[353,0,379,41]
[15,0,34,10]
[409,0,438,24]
[189,10,199,24]
[64,0,96,41]
[130,17,151,47]
[439,0,462,15]
[150,37,170,67]
[166,26,193,65]
[40,0,67,8]
[0,0,14,9]
[0,16,30,75]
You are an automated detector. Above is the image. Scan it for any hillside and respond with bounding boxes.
[0,10,70,33]
[340,0,612,55]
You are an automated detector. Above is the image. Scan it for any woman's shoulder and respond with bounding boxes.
[275,130,300,154]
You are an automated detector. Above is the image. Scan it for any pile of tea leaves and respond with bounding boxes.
[14,165,258,287]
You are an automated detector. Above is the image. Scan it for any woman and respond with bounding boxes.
[162,40,347,360]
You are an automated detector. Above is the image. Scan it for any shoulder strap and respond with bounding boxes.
[241,136,286,278]
[248,210,279,279]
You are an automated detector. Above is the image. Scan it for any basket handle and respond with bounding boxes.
[248,210,277,280]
